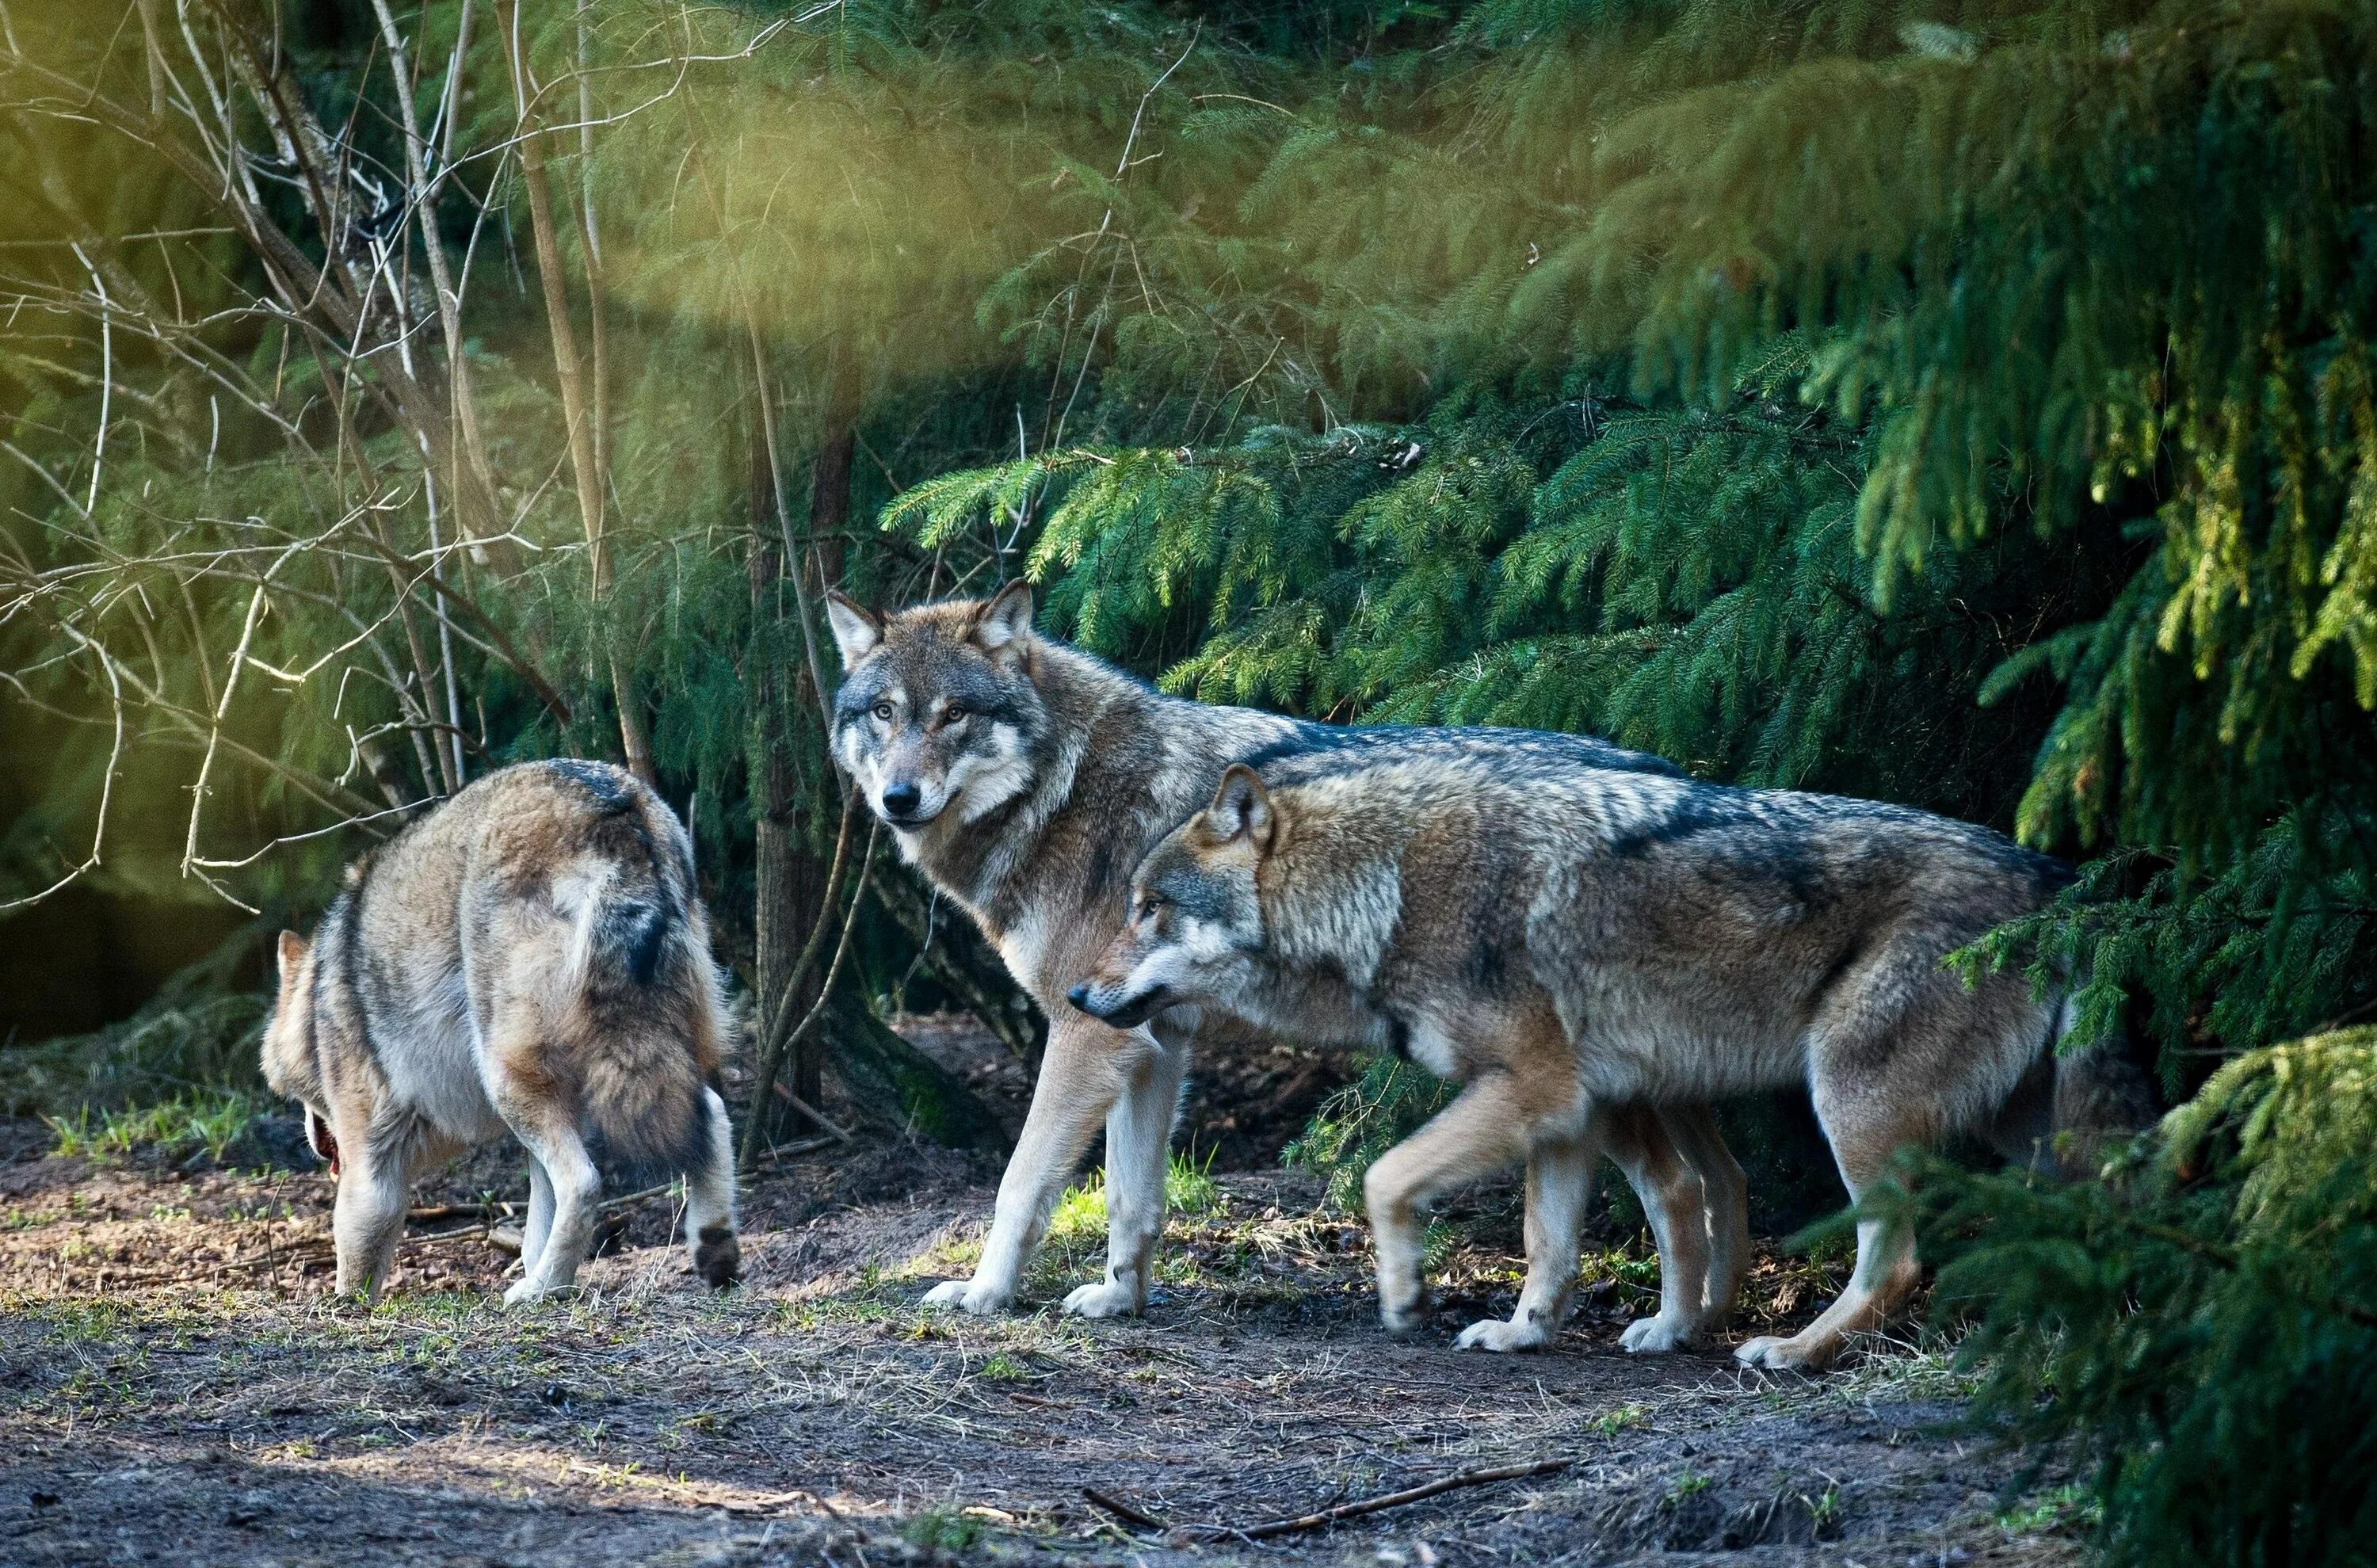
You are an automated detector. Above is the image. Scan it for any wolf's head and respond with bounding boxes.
[260,928,340,1172]
[1068,765,1276,1030]
[825,581,1051,833]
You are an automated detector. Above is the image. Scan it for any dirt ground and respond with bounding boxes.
[0,1029,2087,1568]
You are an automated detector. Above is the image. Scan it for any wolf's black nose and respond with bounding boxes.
[882,781,922,817]
[1066,982,1094,1012]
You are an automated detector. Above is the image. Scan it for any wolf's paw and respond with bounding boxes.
[1062,1279,1145,1319]
[919,1278,1009,1316]
[692,1225,741,1290]
[1619,1314,1694,1354]
[1379,1299,1428,1337]
[1734,1333,1826,1372]
[502,1278,553,1307]
[1454,1316,1548,1353]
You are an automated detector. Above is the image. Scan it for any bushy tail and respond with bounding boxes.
[559,864,673,994]
[592,895,669,987]
[557,865,727,1188]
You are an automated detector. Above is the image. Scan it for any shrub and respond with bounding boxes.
[1907,1031,2377,1568]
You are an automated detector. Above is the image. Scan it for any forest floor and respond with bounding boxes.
[0,1021,2088,1568]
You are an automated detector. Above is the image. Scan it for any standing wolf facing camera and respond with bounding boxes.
[1070,757,2158,1370]
[824,582,1750,1350]
[261,760,740,1303]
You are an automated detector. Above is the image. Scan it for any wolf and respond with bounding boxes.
[261,760,741,1303]
[1070,755,2156,1370]
[823,582,1749,1351]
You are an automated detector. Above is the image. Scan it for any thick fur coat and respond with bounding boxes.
[261,761,739,1303]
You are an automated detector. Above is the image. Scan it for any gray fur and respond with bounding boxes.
[1078,752,2147,1368]
[260,761,739,1303]
[824,586,1736,1345]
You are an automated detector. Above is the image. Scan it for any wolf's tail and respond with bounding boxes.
[573,882,670,990]
[551,807,730,1188]
[2046,993,2161,1177]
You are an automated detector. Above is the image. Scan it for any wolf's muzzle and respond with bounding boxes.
[1068,979,1170,1030]
[876,787,944,827]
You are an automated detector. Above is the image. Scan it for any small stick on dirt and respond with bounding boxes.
[754,1133,836,1168]
[1197,1458,1573,1541]
[407,1202,509,1224]
[769,1081,855,1143]
[1082,1487,1169,1532]
[599,1181,681,1214]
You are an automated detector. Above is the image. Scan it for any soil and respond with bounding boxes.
[0,1019,2085,1568]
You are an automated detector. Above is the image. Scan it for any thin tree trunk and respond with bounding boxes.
[498,0,653,784]
[747,387,834,1150]
[791,344,860,1108]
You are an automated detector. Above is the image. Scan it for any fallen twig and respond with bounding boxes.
[407,1202,511,1224]
[769,1082,856,1143]
[755,1133,837,1168]
[1195,1458,1573,1541]
[1082,1486,1168,1532]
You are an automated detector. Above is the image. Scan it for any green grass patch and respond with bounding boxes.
[47,1090,263,1165]
[1044,1150,1224,1246]
[1997,1482,2097,1536]
[900,1508,982,1551]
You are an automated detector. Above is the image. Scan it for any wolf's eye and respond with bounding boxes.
[942,701,970,725]
[871,701,895,723]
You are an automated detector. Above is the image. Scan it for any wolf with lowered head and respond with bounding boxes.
[1072,756,2154,1370]
[824,582,1749,1351]
[261,760,740,1303]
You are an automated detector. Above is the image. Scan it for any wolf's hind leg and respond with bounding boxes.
[1456,1119,1599,1352]
[490,1079,601,1305]
[1735,1083,1924,1372]
[1364,1074,1535,1336]
[1605,1104,1712,1353]
[681,1087,741,1288]
[333,1131,411,1302]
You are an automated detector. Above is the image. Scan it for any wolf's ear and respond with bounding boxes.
[824,591,883,668]
[972,579,1035,653]
[276,929,307,983]
[1209,765,1276,853]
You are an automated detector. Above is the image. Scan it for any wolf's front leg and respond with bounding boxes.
[1064,1032,1189,1319]
[921,1015,1123,1315]
[331,1129,410,1302]
[1457,1118,1600,1352]
[1658,1103,1750,1334]
[1604,1104,1714,1354]
[519,1157,555,1280]
[1364,1075,1533,1336]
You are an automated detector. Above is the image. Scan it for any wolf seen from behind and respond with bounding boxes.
[1072,757,2157,1370]
[261,760,740,1303]
[823,582,1749,1351]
